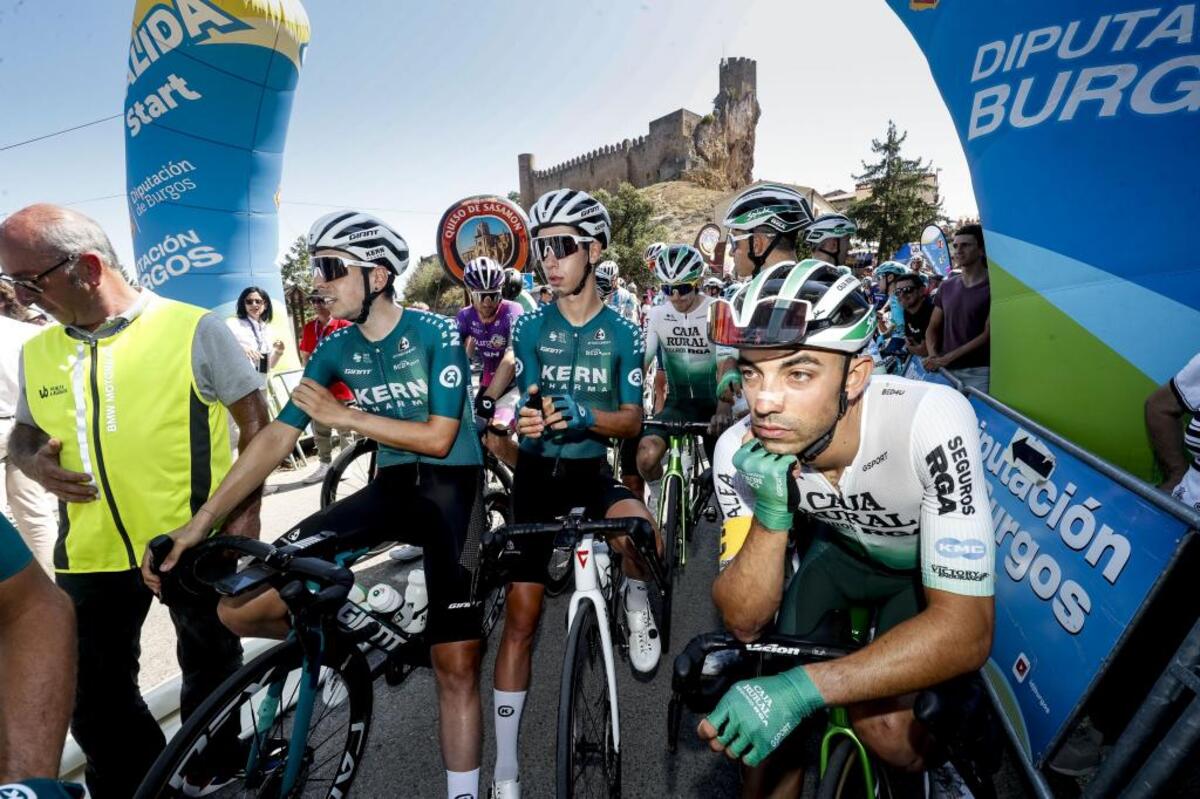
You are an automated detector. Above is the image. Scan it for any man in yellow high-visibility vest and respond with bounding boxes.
[0,205,270,798]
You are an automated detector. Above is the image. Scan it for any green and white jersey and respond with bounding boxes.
[278,309,482,468]
[512,303,644,460]
[644,295,719,406]
[712,375,994,596]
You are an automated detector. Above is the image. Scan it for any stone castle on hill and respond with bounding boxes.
[518,58,760,208]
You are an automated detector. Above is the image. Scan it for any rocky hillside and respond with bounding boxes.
[639,180,728,244]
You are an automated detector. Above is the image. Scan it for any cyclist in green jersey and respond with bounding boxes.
[489,189,660,799]
[144,212,489,799]
[636,244,731,486]
[700,261,995,794]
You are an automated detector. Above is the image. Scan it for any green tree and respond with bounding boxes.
[847,121,943,261]
[279,235,312,293]
[593,182,669,292]
[400,255,467,315]
[507,190,522,204]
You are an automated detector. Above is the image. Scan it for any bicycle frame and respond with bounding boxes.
[657,432,700,568]
[817,606,876,794]
[565,533,622,753]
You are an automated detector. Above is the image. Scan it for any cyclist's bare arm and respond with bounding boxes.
[221,389,271,538]
[808,588,994,707]
[0,563,75,781]
[484,350,517,401]
[347,411,461,458]
[712,517,789,641]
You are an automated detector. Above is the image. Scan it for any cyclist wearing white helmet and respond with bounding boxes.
[703,276,724,298]
[805,213,858,267]
[148,211,489,799]
[495,189,660,798]
[593,259,619,301]
[702,260,994,791]
[723,183,815,280]
[458,257,523,466]
[638,244,730,486]
[602,260,641,324]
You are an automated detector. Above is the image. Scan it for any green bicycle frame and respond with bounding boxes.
[656,432,698,568]
[817,606,877,794]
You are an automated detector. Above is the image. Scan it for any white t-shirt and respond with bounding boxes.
[712,374,995,596]
[1170,352,1200,511]
[0,316,40,419]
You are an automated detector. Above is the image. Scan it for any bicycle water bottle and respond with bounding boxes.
[398,569,428,635]
[366,583,402,615]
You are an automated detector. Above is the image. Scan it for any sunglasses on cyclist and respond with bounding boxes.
[895,285,921,297]
[310,255,378,283]
[471,290,501,302]
[661,282,697,297]
[708,297,814,348]
[531,235,594,264]
[725,231,753,252]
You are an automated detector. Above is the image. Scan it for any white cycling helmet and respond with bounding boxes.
[643,242,666,263]
[594,260,618,299]
[723,184,815,235]
[464,256,505,292]
[528,188,611,248]
[703,276,724,290]
[804,213,858,245]
[653,244,706,285]
[308,211,410,276]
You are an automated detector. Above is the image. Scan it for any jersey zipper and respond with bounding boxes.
[88,340,137,569]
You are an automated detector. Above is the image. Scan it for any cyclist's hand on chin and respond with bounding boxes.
[698,667,825,767]
[291,378,350,427]
[140,517,209,596]
[732,438,801,533]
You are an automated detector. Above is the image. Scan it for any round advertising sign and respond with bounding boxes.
[695,223,722,262]
[437,196,531,284]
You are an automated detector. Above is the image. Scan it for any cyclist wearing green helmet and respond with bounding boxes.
[637,245,732,484]
[805,213,858,267]
[722,184,815,280]
[702,259,995,790]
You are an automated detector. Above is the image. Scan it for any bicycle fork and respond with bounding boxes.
[566,534,622,753]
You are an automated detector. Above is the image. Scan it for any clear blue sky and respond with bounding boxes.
[0,0,976,273]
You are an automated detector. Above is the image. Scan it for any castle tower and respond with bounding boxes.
[518,153,536,208]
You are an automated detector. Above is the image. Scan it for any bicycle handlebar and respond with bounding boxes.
[482,512,668,595]
[642,419,711,436]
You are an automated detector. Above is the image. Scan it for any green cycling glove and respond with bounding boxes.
[732,439,799,532]
[716,370,742,399]
[706,666,825,767]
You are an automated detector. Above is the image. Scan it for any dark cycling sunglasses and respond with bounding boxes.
[531,235,593,263]
[311,255,376,283]
[471,290,501,302]
[661,282,696,297]
[895,285,921,296]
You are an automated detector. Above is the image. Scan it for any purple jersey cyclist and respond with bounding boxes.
[456,300,522,387]
[458,257,523,440]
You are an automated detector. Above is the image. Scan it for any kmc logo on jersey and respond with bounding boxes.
[439,365,463,389]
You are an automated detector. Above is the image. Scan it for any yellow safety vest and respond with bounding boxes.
[22,295,232,573]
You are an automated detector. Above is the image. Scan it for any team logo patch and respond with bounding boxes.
[0,786,37,799]
[627,368,642,387]
[592,328,607,342]
[439,365,463,388]
[397,336,411,353]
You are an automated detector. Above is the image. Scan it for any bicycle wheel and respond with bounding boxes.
[817,736,894,799]
[320,438,377,509]
[136,635,373,799]
[556,601,620,799]
[480,490,510,639]
[658,474,683,655]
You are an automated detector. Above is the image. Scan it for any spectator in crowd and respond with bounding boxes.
[0,282,47,325]
[1146,351,1200,511]
[894,273,934,358]
[227,286,285,387]
[0,204,271,798]
[924,224,991,392]
[298,295,354,484]
[0,516,76,787]
[0,313,57,571]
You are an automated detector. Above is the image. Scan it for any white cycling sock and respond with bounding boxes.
[625,578,650,612]
[493,690,526,782]
[447,768,479,799]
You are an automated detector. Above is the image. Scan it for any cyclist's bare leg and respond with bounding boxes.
[217,589,290,640]
[604,497,661,581]
[430,639,484,771]
[483,428,518,469]
[849,694,929,771]
[739,730,806,798]
[494,581,545,691]
[636,435,668,482]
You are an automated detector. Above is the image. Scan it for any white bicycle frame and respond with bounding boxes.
[564,533,621,752]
